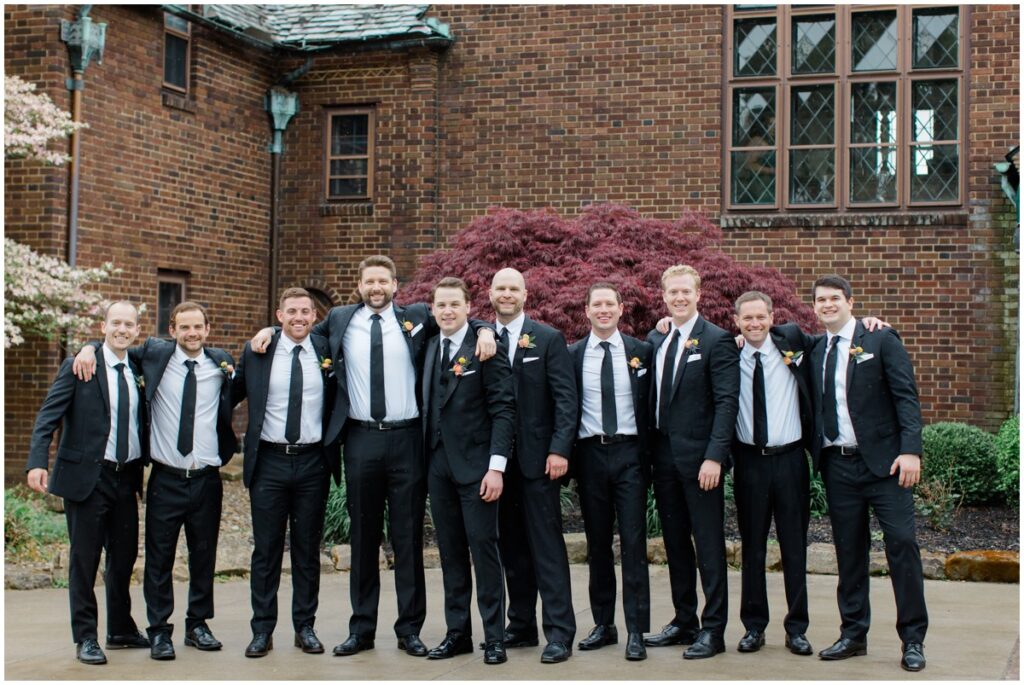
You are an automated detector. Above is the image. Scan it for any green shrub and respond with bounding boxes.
[809,467,829,518]
[913,479,961,530]
[322,477,350,545]
[645,485,661,538]
[994,415,1020,506]
[4,488,68,560]
[921,422,999,505]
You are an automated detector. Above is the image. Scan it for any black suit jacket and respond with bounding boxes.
[507,317,579,479]
[647,315,740,475]
[232,331,338,488]
[91,338,239,464]
[421,327,516,485]
[569,333,654,476]
[27,355,149,501]
[809,321,923,478]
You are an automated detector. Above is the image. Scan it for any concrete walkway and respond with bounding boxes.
[5,565,1018,680]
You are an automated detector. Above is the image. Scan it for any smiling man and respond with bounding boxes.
[73,302,239,660]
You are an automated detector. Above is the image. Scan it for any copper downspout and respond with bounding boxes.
[66,69,83,267]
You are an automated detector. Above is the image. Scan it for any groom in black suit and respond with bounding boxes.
[233,287,338,658]
[421,277,515,665]
[26,301,150,665]
[644,265,739,659]
[808,275,928,672]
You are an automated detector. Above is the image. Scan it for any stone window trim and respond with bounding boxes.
[162,11,191,95]
[324,106,376,202]
[724,4,967,214]
[719,210,970,231]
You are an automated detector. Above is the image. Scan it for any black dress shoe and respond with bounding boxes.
[683,630,726,659]
[785,633,813,656]
[106,631,150,649]
[333,634,374,656]
[185,625,223,651]
[397,634,428,657]
[245,633,273,658]
[901,642,926,672]
[480,627,539,650]
[150,632,176,661]
[737,629,766,653]
[540,641,572,663]
[625,633,647,661]
[818,637,867,660]
[644,623,698,647]
[294,625,324,654]
[428,633,474,660]
[578,624,618,651]
[76,639,107,665]
[483,641,507,665]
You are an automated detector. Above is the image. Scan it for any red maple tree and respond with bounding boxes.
[400,204,818,342]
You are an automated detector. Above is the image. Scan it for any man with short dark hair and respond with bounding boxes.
[27,301,149,665]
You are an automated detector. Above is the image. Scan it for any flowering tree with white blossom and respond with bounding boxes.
[4,75,116,348]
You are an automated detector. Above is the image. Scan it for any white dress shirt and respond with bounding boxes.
[150,346,222,468]
[578,330,638,439]
[823,317,858,448]
[495,312,526,367]
[260,335,324,444]
[344,305,419,421]
[655,313,698,428]
[736,335,802,447]
[439,322,507,472]
[101,343,142,463]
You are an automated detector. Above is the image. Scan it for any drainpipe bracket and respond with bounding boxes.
[65,78,85,91]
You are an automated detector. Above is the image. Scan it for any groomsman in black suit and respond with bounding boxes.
[72,302,238,659]
[644,265,739,659]
[808,275,928,672]
[232,287,338,658]
[730,291,814,657]
[421,277,515,665]
[568,283,652,662]
[489,267,579,664]
[26,301,150,665]
[248,256,495,658]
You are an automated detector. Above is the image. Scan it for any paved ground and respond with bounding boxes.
[5,565,1018,680]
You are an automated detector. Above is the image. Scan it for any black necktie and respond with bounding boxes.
[599,341,618,436]
[753,351,768,448]
[498,327,510,362]
[370,314,386,422]
[658,330,680,430]
[178,359,197,456]
[114,363,130,464]
[823,336,840,442]
[285,346,303,444]
[439,338,452,387]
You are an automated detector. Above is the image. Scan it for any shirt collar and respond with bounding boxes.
[173,344,207,366]
[496,312,526,337]
[672,313,699,342]
[742,334,777,361]
[442,322,470,351]
[363,304,395,324]
[827,317,857,345]
[102,343,128,368]
[279,333,311,356]
[587,329,623,350]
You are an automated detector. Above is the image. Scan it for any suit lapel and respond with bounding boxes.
[672,316,704,397]
[423,336,438,415]
[95,352,112,416]
[847,320,866,391]
[622,335,639,400]
[260,333,281,417]
[393,303,418,366]
[512,318,530,371]
[148,341,177,402]
[442,335,475,409]
[572,340,585,399]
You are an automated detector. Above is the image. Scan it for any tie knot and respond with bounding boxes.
[371,314,382,322]
[185,359,197,370]
[442,338,451,350]
[599,341,612,351]
[753,350,761,360]
[114,362,125,372]
[292,345,303,357]
[670,329,680,342]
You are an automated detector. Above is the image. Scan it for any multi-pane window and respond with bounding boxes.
[163,13,190,93]
[324,107,375,200]
[157,271,187,338]
[726,5,964,211]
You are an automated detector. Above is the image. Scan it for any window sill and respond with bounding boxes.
[162,91,196,114]
[319,202,374,217]
[720,210,969,230]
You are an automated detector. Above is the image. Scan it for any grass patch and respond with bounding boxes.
[5,486,68,562]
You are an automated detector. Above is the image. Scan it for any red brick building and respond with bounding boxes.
[4,5,1019,480]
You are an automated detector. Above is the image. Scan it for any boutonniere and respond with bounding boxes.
[135,375,145,390]
[318,355,333,371]
[400,319,415,334]
[451,356,471,377]
[849,345,869,363]
[782,350,803,366]
[629,356,644,370]
[683,337,700,351]
[219,360,235,377]
[518,333,537,349]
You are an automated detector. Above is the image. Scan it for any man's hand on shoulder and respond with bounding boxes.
[655,316,672,335]
[862,316,891,332]
[891,454,921,488]
[26,468,48,494]
[480,469,504,502]
[475,327,497,361]
[72,345,98,382]
[251,327,275,354]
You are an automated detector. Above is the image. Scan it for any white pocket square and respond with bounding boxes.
[686,354,702,363]
[523,357,540,364]
[459,369,478,377]
[855,352,875,363]
[637,368,648,377]
[794,357,803,367]
[410,323,423,337]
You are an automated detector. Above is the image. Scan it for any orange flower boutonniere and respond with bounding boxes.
[219,360,235,376]
[849,345,869,363]
[319,356,333,371]
[451,356,471,376]
[401,319,415,333]
[683,338,700,351]
[782,350,803,366]
[629,356,643,370]
[518,333,537,349]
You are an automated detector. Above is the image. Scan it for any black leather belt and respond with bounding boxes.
[349,418,419,431]
[736,439,803,456]
[102,459,140,472]
[152,461,218,479]
[823,445,860,457]
[259,440,319,455]
[579,434,639,446]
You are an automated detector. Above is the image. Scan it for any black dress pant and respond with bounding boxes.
[344,423,426,639]
[498,462,576,644]
[651,434,728,636]
[64,461,142,643]
[249,443,330,634]
[576,438,650,633]
[427,444,505,643]
[143,463,223,638]
[821,451,928,644]
[733,443,809,635]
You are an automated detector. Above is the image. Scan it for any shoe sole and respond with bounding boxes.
[819,648,867,660]
[683,648,725,660]
[484,655,508,665]
[540,654,572,664]
[105,643,148,650]
[625,653,647,661]
[428,647,473,660]
[184,638,223,651]
[788,648,814,656]
[901,662,925,672]
[77,656,107,665]
[578,639,617,651]
[150,652,176,661]
[333,645,373,657]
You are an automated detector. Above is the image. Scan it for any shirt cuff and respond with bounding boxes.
[488,455,507,472]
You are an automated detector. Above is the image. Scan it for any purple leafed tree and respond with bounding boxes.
[400,204,818,343]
